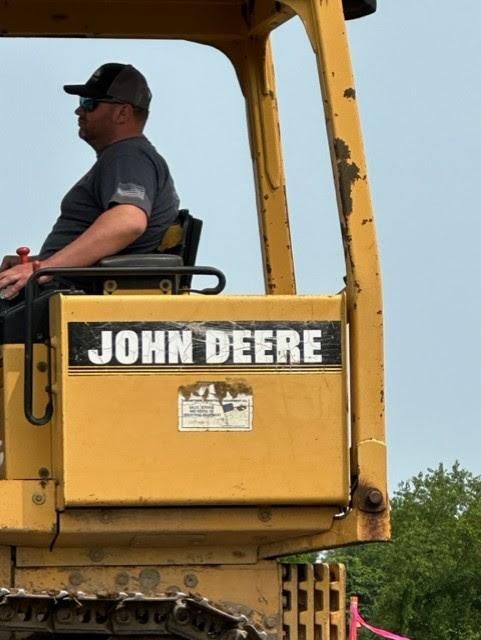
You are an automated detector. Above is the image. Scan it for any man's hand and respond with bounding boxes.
[0,262,34,300]
[0,255,21,272]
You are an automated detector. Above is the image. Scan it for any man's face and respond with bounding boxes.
[75,101,121,151]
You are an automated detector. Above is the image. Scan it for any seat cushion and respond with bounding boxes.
[98,254,183,268]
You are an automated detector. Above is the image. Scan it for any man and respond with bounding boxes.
[0,62,179,301]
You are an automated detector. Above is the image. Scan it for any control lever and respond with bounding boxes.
[16,246,30,264]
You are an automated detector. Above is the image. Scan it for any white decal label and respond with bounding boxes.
[179,383,253,431]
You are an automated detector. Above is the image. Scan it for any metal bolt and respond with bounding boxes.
[32,493,46,505]
[366,489,383,507]
[56,608,74,623]
[37,361,48,373]
[38,467,50,479]
[264,616,278,630]
[68,572,83,587]
[114,608,131,624]
[258,508,272,523]
[115,572,130,587]
[159,279,173,293]
[184,574,198,589]
[139,568,160,590]
[104,279,118,293]
[88,548,106,563]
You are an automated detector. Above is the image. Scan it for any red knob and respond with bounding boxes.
[16,246,30,265]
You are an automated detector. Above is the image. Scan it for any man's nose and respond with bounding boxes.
[75,106,83,115]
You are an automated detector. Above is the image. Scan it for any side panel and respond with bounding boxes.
[0,345,52,479]
[50,294,348,507]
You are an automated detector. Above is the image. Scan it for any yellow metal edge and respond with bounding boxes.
[17,546,258,567]
[55,506,337,535]
[0,481,56,546]
[259,506,389,558]
[53,292,344,319]
[0,1,248,39]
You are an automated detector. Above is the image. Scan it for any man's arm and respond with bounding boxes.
[0,204,147,299]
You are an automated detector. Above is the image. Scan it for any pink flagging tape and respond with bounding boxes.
[350,597,411,640]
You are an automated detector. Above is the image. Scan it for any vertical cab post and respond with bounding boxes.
[220,36,296,295]
[263,0,389,551]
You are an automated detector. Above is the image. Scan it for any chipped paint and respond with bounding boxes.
[343,87,356,100]
[180,381,253,402]
[334,138,361,217]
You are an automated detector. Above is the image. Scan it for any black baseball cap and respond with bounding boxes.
[64,63,152,110]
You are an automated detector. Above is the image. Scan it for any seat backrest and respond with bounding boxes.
[158,210,203,288]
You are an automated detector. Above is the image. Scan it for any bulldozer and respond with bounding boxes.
[0,1,388,638]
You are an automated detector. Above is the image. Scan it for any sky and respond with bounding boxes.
[0,1,480,490]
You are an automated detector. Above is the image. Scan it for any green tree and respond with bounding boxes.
[328,463,481,640]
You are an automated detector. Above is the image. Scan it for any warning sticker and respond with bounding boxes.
[179,382,253,431]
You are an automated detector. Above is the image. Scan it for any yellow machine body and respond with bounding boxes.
[0,1,388,638]
[53,294,347,508]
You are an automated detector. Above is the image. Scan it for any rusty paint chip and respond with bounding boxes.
[334,138,361,216]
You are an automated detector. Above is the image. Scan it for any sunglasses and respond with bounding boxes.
[79,97,124,112]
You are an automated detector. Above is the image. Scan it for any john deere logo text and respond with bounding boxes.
[68,321,342,369]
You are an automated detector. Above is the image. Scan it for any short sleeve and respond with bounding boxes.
[95,148,159,217]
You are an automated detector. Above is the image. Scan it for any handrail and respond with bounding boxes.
[23,265,226,426]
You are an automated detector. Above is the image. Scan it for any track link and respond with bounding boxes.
[0,589,267,639]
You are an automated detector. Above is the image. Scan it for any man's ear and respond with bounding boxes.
[114,104,130,124]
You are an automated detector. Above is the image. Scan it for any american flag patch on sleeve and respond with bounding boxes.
[115,183,146,200]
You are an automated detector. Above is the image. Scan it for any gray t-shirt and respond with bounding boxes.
[40,135,179,258]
